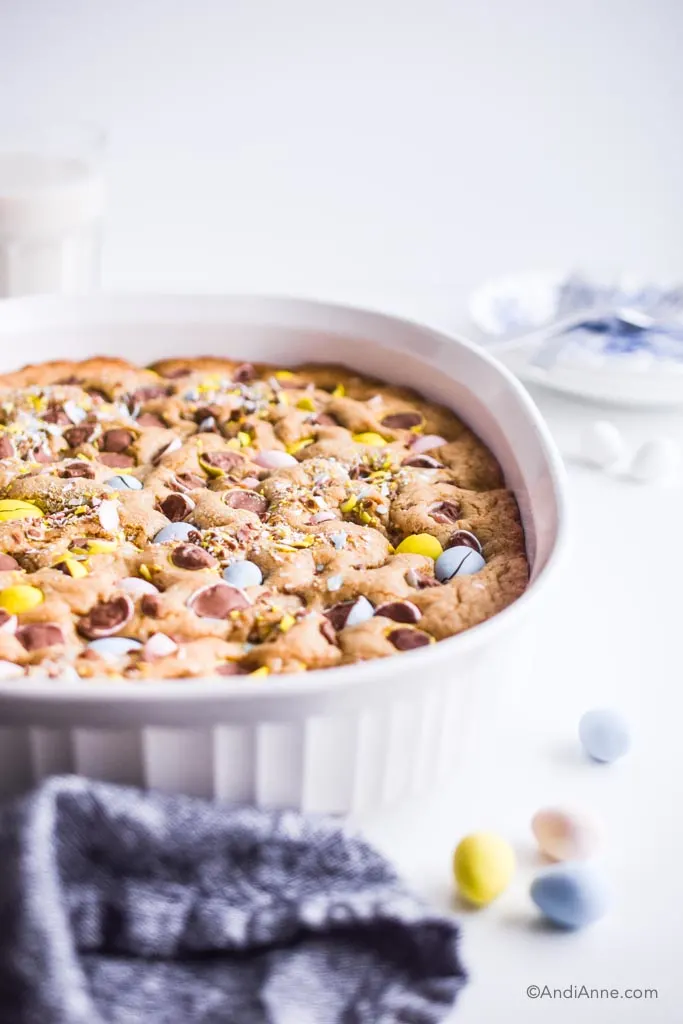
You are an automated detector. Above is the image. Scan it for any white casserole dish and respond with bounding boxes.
[0,294,567,814]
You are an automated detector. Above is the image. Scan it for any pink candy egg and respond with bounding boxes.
[254,450,298,469]
[143,633,178,660]
[410,434,447,456]
[118,577,160,597]
[311,511,337,523]
[532,808,600,862]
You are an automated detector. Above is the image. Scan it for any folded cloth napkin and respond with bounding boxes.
[0,776,466,1024]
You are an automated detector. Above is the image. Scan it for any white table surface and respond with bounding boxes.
[3,1,683,1020]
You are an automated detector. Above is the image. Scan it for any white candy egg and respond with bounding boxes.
[579,420,625,469]
[630,437,680,483]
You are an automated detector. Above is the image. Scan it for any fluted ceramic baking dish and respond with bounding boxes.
[0,294,566,814]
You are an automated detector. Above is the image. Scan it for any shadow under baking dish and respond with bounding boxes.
[0,294,567,813]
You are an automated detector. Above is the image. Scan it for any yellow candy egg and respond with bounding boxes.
[286,438,314,455]
[0,584,44,614]
[395,534,443,559]
[82,540,118,555]
[0,499,44,522]
[54,557,89,579]
[453,832,516,906]
[352,432,387,447]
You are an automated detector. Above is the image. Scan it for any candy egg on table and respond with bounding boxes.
[453,832,516,906]
[223,560,263,588]
[630,437,680,483]
[531,863,609,929]
[579,420,626,469]
[435,546,485,581]
[395,534,443,560]
[532,808,600,862]
[579,708,631,763]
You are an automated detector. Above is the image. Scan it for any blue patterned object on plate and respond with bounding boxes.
[470,272,683,372]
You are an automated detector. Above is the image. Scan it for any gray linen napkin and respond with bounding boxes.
[0,776,466,1024]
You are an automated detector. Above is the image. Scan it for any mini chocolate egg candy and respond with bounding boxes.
[532,808,600,861]
[254,450,298,470]
[106,474,144,490]
[87,637,143,661]
[97,499,120,533]
[445,530,482,554]
[580,420,626,469]
[223,560,263,588]
[579,708,630,763]
[395,534,443,559]
[409,434,447,455]
[0,660,24,680]
[435,546,485,582]
[54,557,89,579]
[351,432,387,447]
[0,585,44,614]
[118,577,160,598]
[143,632,178,660]
[153,522,199,544]
[453,832,516,906]
[345,595,374,627]
[0,610,17,635]
[531,863,609,929]
[0,499,44,522]
[630,437,680,483]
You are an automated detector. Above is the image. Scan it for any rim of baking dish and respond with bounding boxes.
[0,293,568,703]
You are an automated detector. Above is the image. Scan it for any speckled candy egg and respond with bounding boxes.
[435,546,485,582]
[531,863,609,929]
[579,708,631,763]
[453,832,516,906]
[223,560,263,588]
[532,808,600,862]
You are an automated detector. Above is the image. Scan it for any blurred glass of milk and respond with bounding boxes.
[0,120,105,297]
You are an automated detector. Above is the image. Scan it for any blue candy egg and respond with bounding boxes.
[153,522,198,544]
[106,475,143,490]
[435,546,486,582]
[223,560,263,588]
[87,637,143,661]
[579,708,631,763]
[531,864,609,929]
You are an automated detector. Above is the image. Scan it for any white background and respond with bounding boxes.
[2,2,683,1021]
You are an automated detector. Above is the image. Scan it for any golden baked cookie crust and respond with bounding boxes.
[0,356,528,680]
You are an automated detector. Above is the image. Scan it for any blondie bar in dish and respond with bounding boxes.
[0,357,528,680]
